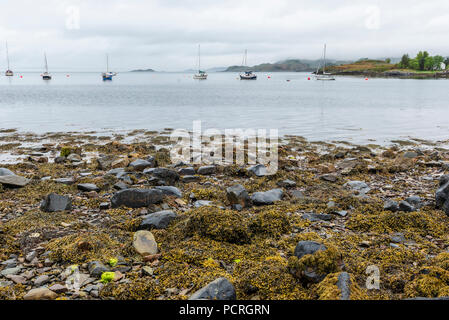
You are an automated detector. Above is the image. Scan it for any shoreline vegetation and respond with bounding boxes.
[1,128,449,300]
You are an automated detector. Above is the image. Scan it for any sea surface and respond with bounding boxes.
[1,71,449,145]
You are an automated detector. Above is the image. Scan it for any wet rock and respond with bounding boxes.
[290,190,305,199]
[113,181,129,190]
[194,200,213,208]
[384,200,399,212]
[139,210,178,230]
[111,188,163,208]
[247,164,267,177]
[343,181,371,195]
[129,159,155,171]
[320,174,338,183]
[154,186,182,198]
[436,175,449,216]
[197,165,216,175]
[405,196,422,209]
[146,168,180,185]
[23,287,58,300]
[178,167,195,175]
[399,200,414,212]
[88,261,109,278]
[97,155,116,170]
[67,153,82,162]
[302,213,333,222]
[226,184,250,208]
[294,241,327,259]
[0,175,30,188]
[54,157,66,164]
[250,189,283,206]
[99,202,110,210]
[0,168,15,176]
[48,284,68,294]
[182,175,200,183]
[34,275,50,286]
[55,177,75,185]
[337,272,351,300]
[40,193,72,212]
[77,183,100,192]
[133,230,158,256]
[189,277,236,300]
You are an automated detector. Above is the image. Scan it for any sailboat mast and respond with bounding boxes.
[106,54,109,73]
[44,53,48,73]
[323,44,326,74]
[198,45,201,72]
[6,41,10,70]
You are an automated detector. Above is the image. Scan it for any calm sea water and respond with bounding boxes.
[1,71,449,145]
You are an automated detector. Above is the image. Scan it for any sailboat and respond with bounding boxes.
[240,49,257,80]
[5,41,13,76]
[42,53,52,80]
[315,44,335,81]
[102,54,117,81]
[193,45,208,80]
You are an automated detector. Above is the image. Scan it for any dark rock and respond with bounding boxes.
[277,179,296,188]
[99,202,110,210]
[197,165,216,175]
[302,213,333,222]
[337,272,351,300]
[40,193,72,212]
[147,168,179,185]
[405,196,422,209]
[189,278,236,300]
[398,200,414,212]
[0,175,30,188]
[320,174,338,183]
[250,189,283,206]
[294,241,327,259]
[54,177,75,185]
[182,175,200,183]
[97,155,115,170]
[54,157,66,164]
[226,184,250,207]
[383,200,399,212]
[77,183,100,192]
[129,159,155,171]
[111,189,163,208]
[436,175,449,216]
[247,164,267,177]
[88,261,109,278]
[178,167,195,175]
[344,181,371,195]
[113,181,129,190]
[139,210,178,230]
[155,186,182,198]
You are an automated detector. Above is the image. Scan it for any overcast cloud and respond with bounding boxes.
[1,0,449,71]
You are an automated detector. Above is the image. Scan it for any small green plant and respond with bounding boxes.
[234,259,241,264]
[100,272,115,284]
[60,146,72,158]
[108,258,118,267]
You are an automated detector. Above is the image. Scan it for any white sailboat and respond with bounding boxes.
[240,49,257,80]
[5,41,13,76]
[102,54,117,81]
[315,44,335,81]
[42,53,52,80]
[193,45,208,80]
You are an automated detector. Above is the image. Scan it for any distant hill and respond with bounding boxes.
[225,59,352,72]
[131,68,155,72]
[324,59,396,75]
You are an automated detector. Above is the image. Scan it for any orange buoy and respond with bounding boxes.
[365,78,368,80]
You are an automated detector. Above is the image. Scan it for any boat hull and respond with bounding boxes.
[240,75,257,80]
[5,70,13,77]
[193,74,208,80]
[42,76,52,80]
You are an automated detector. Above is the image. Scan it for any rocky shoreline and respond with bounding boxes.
[1,129,449,300]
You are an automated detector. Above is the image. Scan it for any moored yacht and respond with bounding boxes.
[193,45,208,80]
[42,53,52,80]
[5,41,13,76]
[240,49,257,80]
[102,54,117,81]
[315,44,335,81]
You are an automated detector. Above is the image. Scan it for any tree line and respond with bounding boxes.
[398,51,448,71]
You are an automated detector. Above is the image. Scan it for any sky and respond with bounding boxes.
[1,0,449,71]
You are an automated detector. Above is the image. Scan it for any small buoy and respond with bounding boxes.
[267,76,271,79]
[66,74,70,77]
[365,78,369,80]
[286,79,290,82]
[307,77,311,80]
[20,75,23,78]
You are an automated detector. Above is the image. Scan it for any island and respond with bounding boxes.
[130,68,155,72]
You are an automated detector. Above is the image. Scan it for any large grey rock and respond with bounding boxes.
[111,189,163,208]
[247,164,267,177]
[155,186,182,198]
[77,183,100,192]
[343,181,371,195]
[145,168,179,185]
[226,184,250,207]
[40,193,72,212]
[0,175,30,188]
[129,159,155,171]
[139,210,177,230]
[384,200,399,212]
[277,179,297,188]
[133,230,158,256]
[405,196,422,209]
[294,241,327,259]
[436,174,449,216]
[337,272,351,300]
[197,165,216,175]
[88,261,109,278]
[189,278,236,300]
[250,189,283,206]
[0,168,15,176]
[178,167,195,175]
[399,200,414,212]
[33,275,50,286]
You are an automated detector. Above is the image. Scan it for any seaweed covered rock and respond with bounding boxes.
[250,189,283,206]
[289,242,341,283]
[249,210,290,238]
[436,174,449,216]
[226,184,251,208]
[189,277,236,300]
[40,193,72,212]
[111,188,163,208]
[186,207,251,244]
[316,272,367,300]
[139,210,178,230]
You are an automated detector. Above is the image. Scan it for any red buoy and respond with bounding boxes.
[308,77,311,80]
